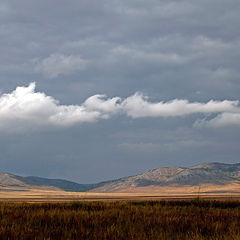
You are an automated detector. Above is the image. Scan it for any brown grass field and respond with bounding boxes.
[2,185,240,239]
[1,199,240,239]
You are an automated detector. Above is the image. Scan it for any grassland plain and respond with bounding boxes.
[1,200,240,239]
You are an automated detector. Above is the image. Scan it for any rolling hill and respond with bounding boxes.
[0,173,90,191]
[89,162,240,192]
[1,162,240,193]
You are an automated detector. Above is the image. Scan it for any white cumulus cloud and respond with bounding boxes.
[122,93,239,118]
[34,54,87,78]
[0,83,108,132]
[195,113,240,128]
[0,83,239,132]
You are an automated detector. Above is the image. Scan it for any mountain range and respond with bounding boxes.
[1,162,240,193]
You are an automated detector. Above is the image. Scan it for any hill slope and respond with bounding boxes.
[0,173,91,191]
[1,162,240,193]
[89,162,240,192]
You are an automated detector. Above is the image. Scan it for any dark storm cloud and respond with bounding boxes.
[0,0,239,182]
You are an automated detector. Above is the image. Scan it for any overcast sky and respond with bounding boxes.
[0,0,240,183]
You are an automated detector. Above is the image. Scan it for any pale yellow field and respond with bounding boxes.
[1,182,240,201]
[117,182,240,194]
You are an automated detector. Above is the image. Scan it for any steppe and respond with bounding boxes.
[2,162,240,201]
[1,182,240,202]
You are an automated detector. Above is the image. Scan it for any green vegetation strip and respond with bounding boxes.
[1,200,240,239]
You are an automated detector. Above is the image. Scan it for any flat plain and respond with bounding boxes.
[2,186,240,239]
[1,183,240,201]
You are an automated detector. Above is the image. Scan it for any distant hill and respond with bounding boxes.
[1,162,240,193]
[88,162,240,192]
[0,173,91,191]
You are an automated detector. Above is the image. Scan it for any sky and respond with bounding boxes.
[0,0,240,183]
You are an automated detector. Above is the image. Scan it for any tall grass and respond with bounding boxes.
[0,200,240,239]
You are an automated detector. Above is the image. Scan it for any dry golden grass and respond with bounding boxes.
[1,182,240,202]
[118,182,240,194]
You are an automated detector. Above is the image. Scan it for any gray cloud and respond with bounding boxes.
[118,139,213,153]
[34,54,88,78]
[0,0,239,182]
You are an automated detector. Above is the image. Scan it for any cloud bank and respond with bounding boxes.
[0,83,239,132]
[34,54,87,78]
